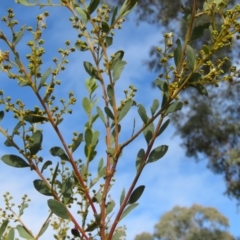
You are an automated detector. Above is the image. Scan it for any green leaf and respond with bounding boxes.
[96,107,106,125]
[38,220,49,237]
[202,45,210,54]
[51,163,59,188]
[105,36,113,48]
[143,122,154,144]
[155,78,168,93]
[128,185,145,204]
[33,179,52,196]
[47,199,70,220]
[151,99,159,116]
[157,119,170,136]
[50,147,69,161]
[0,220,9,239]
[107,84,114,101]
[174,39,182,67]
[188,72,201,83]
[72,133,83,152]
[182,6,191,22]
[13,26,26,45]
[41,160,52,173]
[111,6,118,25]
[17,75,30,87]
[75,7,88,25]
[87,0,100,14]
[118,99,133,122]
[104,107,114,120]
[190,22,210,41]
[62,177,72,204]
[97,158,104,174]
[186,45,196,70]
[75,41,89,51]
[85,128,92,146]
[85,221,98,232]
[138,104,148,124]
[120,203,138,220]
[191,84,208,96]
[24,114,48,123]
[106,200,115,214]
[0,111,4,121]
[165,101,183,114]
[1,154,29,168]
[15,0,31,6]
[38,67,51,90]
[19,203,28,217]
[29,131,42,155]
[136,148,145,172]
[4,138,14,147]
[110,50,124,69]
[83,61,99,79]
[102,21,110,33]
[92,131,99,146]
[119,0,138,18]
[13,121,22,135]
[112,61,127,82]
[82,97,91,114]
[120,188,125,206]
[7,228,14,240]
[147,145,168,163]
[16,225,34,239]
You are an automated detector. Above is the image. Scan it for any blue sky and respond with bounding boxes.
[0,1,240,239]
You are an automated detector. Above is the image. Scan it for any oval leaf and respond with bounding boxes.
[104,107,114,120]
[16,225,34,239]
[112,61,127,82]
[174,39,182,67]
[118,99,133,122]
[87,0,100,14]
[4,138,14,147]
[72,133,83,152]
[120,188,125,206]
[47,199,70,220]
[143,122,154,144]
[29,131,43,155]
[148,145,168,163]
[7,228,14,240]
[38,220,50,237]
[75,7,88,25]
[96,107,106,125]
[151,99,159,116]
[41,160,52,173]
[157,119,170,136]
[186,45,196,70]
[82,97,91,114]
[33,179,52,196]
[138,104,148,124]
[136,148,145,172]
[62,177,73,204]
[120,203,138,220]
[0,220,9,238]
[38,67,51,90]
[0,111,4,121]
[106,200,115,215]
[165,101,183,114]
[111,6,118,25]
[1,154,29,168]
[128,185,145,204]
[50,147,69,161]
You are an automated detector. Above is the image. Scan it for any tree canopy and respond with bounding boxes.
[135,205,235,240]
